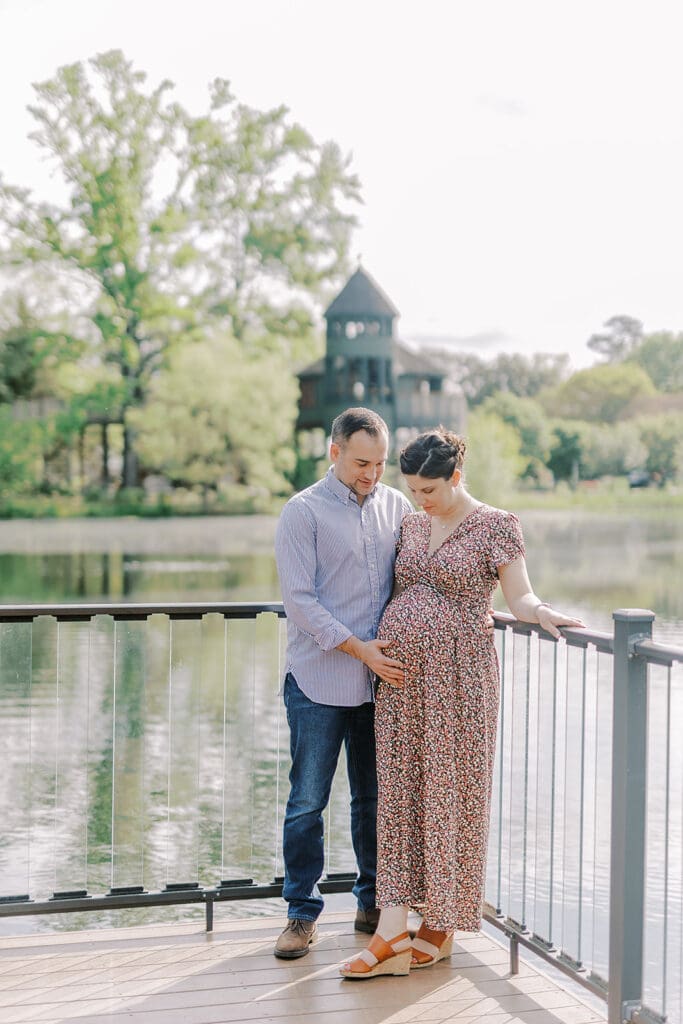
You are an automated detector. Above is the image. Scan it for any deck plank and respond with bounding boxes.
[0,913,605,1024]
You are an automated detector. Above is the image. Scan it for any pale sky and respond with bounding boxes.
[2,0,682,368]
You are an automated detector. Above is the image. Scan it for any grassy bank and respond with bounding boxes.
[1,478,681,521]
[0,489,272,520]
[506,479,683,516]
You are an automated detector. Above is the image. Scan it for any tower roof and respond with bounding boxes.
[324,266,399,319]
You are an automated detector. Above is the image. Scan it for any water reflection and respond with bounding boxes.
[507,511,683,641]
[1,512,681,637]
[0,551,281,605]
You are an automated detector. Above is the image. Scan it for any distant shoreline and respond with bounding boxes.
[0,514,279,555]
[0,497,680,554]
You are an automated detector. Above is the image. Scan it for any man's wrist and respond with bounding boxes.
[337,635,366,661]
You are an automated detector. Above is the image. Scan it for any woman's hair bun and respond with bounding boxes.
[439,428,467,463]
[399,426,467,479]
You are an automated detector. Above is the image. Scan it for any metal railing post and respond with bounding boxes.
[608,609,654,1024]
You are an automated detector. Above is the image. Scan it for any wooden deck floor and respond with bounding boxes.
[0,911,606,1024]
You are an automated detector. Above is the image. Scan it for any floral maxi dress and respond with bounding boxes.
[375,505,525,932]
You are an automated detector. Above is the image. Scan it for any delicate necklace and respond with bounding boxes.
[433,501,474,532]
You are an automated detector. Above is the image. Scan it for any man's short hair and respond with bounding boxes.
[330,407,389,445]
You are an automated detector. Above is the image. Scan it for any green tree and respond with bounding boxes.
[635,413,683,484]
[464,409,525,504]
[0,50,360,489]
[0,283,79,403]
[587,314,643,361]
[480,392,551,482]
[579,421,646,479]
[0,408,46,496]
[445,351,570,407]
[540,362,656,423]
[547,424,583,486]
[628,331,683,392]
[129,334,299,504]
[0,301,45,401]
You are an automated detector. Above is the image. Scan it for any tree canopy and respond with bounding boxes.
[587,315,644,361]
[0,50,360,490]
[627,331,683,392]
[540,362,656,424]
[441,351,570,407]
[480,392,551,481]
[129,333,299,502]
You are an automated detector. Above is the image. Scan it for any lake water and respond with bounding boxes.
[1,509,681,638]
[0,508,682,1016]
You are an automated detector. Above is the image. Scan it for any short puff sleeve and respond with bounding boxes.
[490,511,525,571]
[395,511,421,557]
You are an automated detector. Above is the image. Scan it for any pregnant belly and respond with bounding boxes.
[378,583,457,657]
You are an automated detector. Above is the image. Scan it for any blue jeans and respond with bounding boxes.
[282,673,377,921]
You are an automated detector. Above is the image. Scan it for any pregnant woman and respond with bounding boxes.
[340,428,583,979]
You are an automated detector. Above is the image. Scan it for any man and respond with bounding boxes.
[273,407,412,958]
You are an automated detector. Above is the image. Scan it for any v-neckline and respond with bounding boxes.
[425,504,485,557]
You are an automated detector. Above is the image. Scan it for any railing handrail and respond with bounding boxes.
[2,602,677,662]
[493,609,614,652]
[632,636,683,665]
[0,601,615,650]
[0,600,286,621]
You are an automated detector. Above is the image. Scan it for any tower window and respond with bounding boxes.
[345,321,366,339]
[333,355,346,397]
[368,358,379,400]
[349,357,365,400]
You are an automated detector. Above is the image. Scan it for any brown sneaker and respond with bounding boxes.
[354,907,380,934]
[274,918,318,959]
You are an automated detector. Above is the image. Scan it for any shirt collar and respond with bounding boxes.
[324,466,377,506]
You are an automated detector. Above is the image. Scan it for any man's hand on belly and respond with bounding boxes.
[337,636,405,686]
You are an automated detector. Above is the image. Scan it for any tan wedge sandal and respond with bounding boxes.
[339,930,412,979]
[410,922,454,969]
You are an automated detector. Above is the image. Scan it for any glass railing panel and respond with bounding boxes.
[164,617,203,887]
[110,618,148,891]
[250,611,286,883]
[82,616,115,895]
[135,612,170,893]
[0,621,33,899]
[195,613,232,886]
[219,616,261,881]
[26,615,60,900]
[53,619,96,895]
[273,616,289,881]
